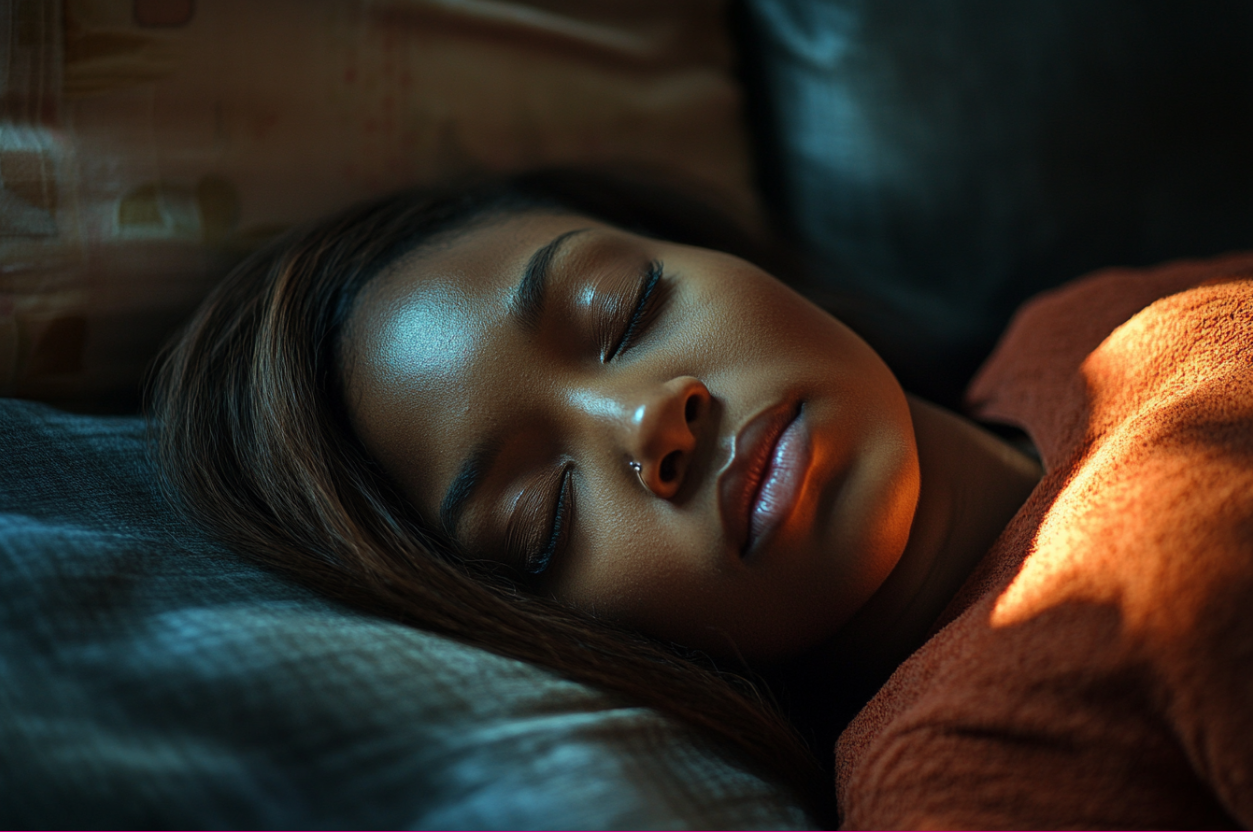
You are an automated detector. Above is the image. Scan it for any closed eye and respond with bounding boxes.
[527,463,574,576]
[604,260,668,362]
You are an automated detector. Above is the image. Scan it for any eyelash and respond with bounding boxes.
[530,260,667,576]
[527,464,573,576]
[604,260,666,362]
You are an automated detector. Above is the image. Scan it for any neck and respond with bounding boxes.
[772,396,1041,724]
[847,396,1040,663]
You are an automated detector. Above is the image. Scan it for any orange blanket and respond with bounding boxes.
[836,253,1253,828]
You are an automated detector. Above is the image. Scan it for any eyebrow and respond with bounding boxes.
[439,441,496,537]
[511,227,589,331]
[439,228,589,536]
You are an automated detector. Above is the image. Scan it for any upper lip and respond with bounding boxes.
[717,399,802,556]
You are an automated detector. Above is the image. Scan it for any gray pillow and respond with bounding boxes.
[0,398,811,829]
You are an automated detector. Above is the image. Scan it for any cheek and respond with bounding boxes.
[549,506,796,659]
[689,265,845,367]
[545,494,722,634]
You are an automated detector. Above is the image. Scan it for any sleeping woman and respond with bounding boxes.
[152,170,1253,828]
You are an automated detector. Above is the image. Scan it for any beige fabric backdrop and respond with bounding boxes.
[0,0,757,406]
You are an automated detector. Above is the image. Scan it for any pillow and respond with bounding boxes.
[0,0,757,408]
[0,397,812,828]
[738,0,1253,405]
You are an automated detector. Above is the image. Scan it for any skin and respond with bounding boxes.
[343,211,1041,664]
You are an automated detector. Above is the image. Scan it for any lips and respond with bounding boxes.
[718,400,811,557]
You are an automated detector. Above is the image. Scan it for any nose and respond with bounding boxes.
[623,376,711,499]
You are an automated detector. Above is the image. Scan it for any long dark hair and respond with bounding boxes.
[149,169,825,807]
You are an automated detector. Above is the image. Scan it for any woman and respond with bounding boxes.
[153,171,1253,827]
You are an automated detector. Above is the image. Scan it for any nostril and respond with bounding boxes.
[659,450,680,483]
[684,394,700,423]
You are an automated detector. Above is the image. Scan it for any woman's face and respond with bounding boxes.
[343,211,920,661]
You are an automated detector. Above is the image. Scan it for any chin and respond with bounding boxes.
[805,397,921,649]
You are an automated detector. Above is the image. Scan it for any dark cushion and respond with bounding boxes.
[0,398,810,828]
[738,0,1253,405]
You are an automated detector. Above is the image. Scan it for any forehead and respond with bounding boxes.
[360,209,590,320]
[345,210,598,384]
[341,211,600,512]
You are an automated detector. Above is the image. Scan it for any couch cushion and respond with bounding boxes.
[739,0,1253,405]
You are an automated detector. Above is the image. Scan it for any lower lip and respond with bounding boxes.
[746,409,812,555]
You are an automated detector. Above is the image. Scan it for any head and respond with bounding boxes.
[151,170,918,805]
[342,211,920,662]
